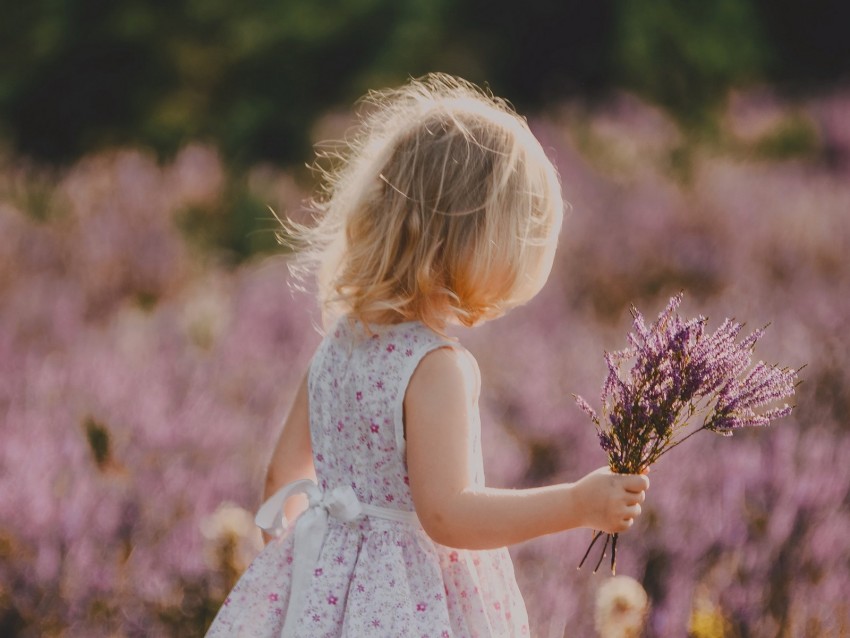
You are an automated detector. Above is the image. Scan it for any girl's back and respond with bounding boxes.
[206,318,530,637]
[205,73,649,638]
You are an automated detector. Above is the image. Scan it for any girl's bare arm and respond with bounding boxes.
[262,372,316,542]
[405,348,648,550]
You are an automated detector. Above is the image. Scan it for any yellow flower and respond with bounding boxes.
[688,591,730,638]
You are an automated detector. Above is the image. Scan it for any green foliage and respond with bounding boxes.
[612,0,771,127]
[83,417,112,470]
[440,0,618,105]
[0,0,437,164]
[751,114,820,160]
[176,180,284,263]
[0,1,174,159]
[0,0,846,164]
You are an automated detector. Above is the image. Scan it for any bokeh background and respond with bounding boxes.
[2,1,849,636]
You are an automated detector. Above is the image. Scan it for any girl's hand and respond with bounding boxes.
[572,467,649,534]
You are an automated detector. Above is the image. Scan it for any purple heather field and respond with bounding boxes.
[2,89,849,637]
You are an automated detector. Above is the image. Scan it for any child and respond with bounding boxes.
[205,73,649,637]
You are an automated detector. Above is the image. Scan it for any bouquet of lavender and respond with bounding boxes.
[574,293,800,574]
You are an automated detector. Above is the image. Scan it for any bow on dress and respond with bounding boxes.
[255,479,418,638]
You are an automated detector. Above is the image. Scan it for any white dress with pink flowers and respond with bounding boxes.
[205,319,529,638]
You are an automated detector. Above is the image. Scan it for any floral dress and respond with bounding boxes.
[205,319,530,637]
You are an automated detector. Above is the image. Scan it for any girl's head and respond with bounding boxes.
[289,73,564,331]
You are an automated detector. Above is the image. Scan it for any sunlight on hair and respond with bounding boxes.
[279,73,564,332]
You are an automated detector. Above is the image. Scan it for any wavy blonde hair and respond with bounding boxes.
[285,73,564,331]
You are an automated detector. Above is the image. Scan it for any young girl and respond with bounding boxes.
[205,73,649,637]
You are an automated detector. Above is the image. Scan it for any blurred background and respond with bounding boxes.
[1,1,849,636]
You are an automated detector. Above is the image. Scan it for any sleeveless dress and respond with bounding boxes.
[205,319,530,637]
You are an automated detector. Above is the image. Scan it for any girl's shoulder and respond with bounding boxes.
[408,336,481,403]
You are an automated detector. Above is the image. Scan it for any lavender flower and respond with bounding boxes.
[3,88,847,636]
[574,293,800,574]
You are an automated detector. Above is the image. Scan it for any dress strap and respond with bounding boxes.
[255,480,419,637]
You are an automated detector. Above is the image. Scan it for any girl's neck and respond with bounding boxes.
[349,310,451,335]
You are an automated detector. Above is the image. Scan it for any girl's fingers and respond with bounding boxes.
[624,474,650,492]
[625,491,646,506]
[614,504,640,528]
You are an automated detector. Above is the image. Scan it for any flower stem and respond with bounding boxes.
[578,530,605,570]
[657,423,709,460]
[610,533,618,575]
[593,533,611,573]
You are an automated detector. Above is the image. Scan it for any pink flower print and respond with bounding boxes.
[286,555,293,565]
[449,551,459,563]
[405,348,414,357]
[442,632,450,638]
[314,568,323,577]
[372,619,382,628]
[506,611,512,621]
[335,555,345,565]
[385,493,394,503]
[370,423,380,433]
[416,602,427,612]
[356,391,363,401]
[434,592,443,602]
[403,475,410,485]
[268,592,279,602]
[375,379,384,390]
[312,614,321,622]
[493,601,501,610]
[387,343,396,352]
[274,608,283,616]
[337,420,344,431]
[316,453,324,462]
[223,597,231,606]
[328,594,338,605]
[460,590,468,599]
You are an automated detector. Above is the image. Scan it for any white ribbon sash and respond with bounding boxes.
[255,479,419,637]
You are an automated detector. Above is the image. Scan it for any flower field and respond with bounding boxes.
[2,89,849,637]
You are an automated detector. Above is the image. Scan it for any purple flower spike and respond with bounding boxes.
[573,394,600,425]
[573,292,800,574]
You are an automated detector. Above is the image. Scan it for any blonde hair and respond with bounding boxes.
[285,73,564,331]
